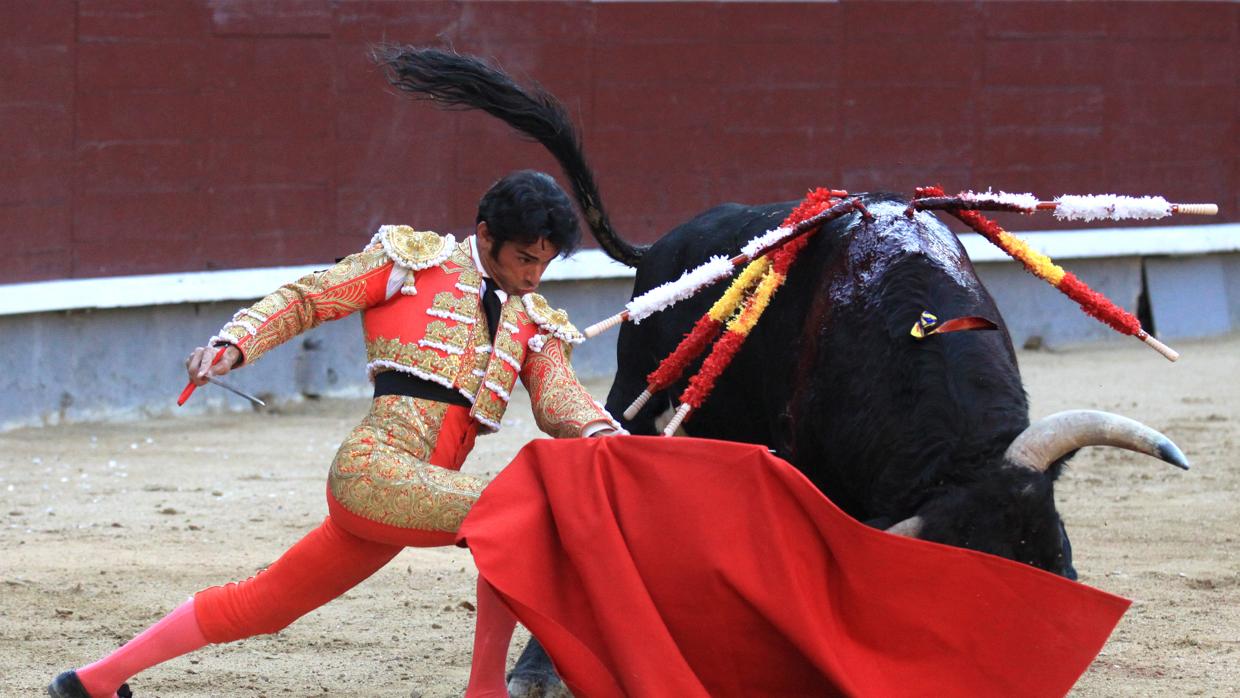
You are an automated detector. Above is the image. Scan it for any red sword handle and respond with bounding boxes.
[176,346,228,406]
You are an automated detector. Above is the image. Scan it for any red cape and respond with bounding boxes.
[458,436,1127,697]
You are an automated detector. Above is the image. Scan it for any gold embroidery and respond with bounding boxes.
[422,319,470,353]
[216,323,248,345]
[458,269,483,290]
[441,240,481,287]
[220,246,391,364]
[521,337,612,438]
[379,226,453,269]
[451,313,490,399]
[467,298,530,429]
[429,291,479,323]
[494,316,527,368]
[456,364,484,398]
[522,292,584,343]
[524,293,568,326]
[470,388,509,431]
[367,336,458,380]
[329,396,486,532]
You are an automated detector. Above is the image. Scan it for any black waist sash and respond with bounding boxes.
[373,370,471,408]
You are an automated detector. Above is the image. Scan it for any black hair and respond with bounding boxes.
[475,170,580,258]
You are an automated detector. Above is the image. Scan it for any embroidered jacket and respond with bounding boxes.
[210,226,618,437]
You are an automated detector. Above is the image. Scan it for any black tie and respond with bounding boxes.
[482,278,502,340]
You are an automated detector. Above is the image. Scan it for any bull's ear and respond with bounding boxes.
[885,516,923,538]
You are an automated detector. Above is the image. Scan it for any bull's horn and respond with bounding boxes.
[885,516,924,538]
[1005,409,1190,473]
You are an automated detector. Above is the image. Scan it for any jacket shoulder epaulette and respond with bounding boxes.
[522,293,584,345]
[371,225,455,270]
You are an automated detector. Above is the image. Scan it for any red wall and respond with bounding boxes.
[3,1,1236,283]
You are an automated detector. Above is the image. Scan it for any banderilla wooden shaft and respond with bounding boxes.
[662,403,693,437]
[623,388,654,421]
[1138,331,1179,362]
[1170,204,1216,215]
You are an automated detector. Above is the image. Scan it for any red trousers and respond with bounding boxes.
[195,403,476,644]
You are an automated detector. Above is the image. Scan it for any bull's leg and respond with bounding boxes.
[507,637,571,698]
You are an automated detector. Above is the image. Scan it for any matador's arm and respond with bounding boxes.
[520,336,622,439]
[208,245,393,366]
[208,227,454,366]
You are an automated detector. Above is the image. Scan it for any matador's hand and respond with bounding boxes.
[586,425,628,438]
[185,345,241,386]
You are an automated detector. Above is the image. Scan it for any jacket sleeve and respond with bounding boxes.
[520,336,621,439]
[209,244,395,366]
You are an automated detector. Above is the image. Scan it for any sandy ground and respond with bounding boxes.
[3,334,1238,697]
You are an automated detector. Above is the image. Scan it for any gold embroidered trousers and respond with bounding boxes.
[327,395,487,539]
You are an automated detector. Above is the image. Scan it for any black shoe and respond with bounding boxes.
[47,672,88,698]
[47,671,132,698]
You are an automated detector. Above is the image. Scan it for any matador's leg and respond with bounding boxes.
[66,516,402,698]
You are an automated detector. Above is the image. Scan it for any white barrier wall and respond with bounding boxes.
[2,226,1238,431]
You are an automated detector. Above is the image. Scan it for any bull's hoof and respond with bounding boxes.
[506,673,572,698]
[509,637,571,698]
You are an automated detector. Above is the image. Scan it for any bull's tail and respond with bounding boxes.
[374,46,646,267]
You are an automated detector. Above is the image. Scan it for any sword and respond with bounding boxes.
[206,377,266,407]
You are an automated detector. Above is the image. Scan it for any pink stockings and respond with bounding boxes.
[467,576,519,697]
[76,598,207,698]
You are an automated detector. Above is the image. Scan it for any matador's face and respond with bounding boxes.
[476,221,559,296]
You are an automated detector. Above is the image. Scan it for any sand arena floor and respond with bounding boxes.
[3,335,1238,696]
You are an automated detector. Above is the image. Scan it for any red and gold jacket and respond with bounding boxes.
[209,226,618,437]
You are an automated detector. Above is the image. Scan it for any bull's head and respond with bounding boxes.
[885,410,1188,577]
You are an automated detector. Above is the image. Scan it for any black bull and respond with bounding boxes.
[609,196,1078,572]
[376,47,1187,694]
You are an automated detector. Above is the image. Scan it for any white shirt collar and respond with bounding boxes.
[468,235,508,303]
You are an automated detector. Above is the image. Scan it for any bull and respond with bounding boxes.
[377,47,1188,695]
